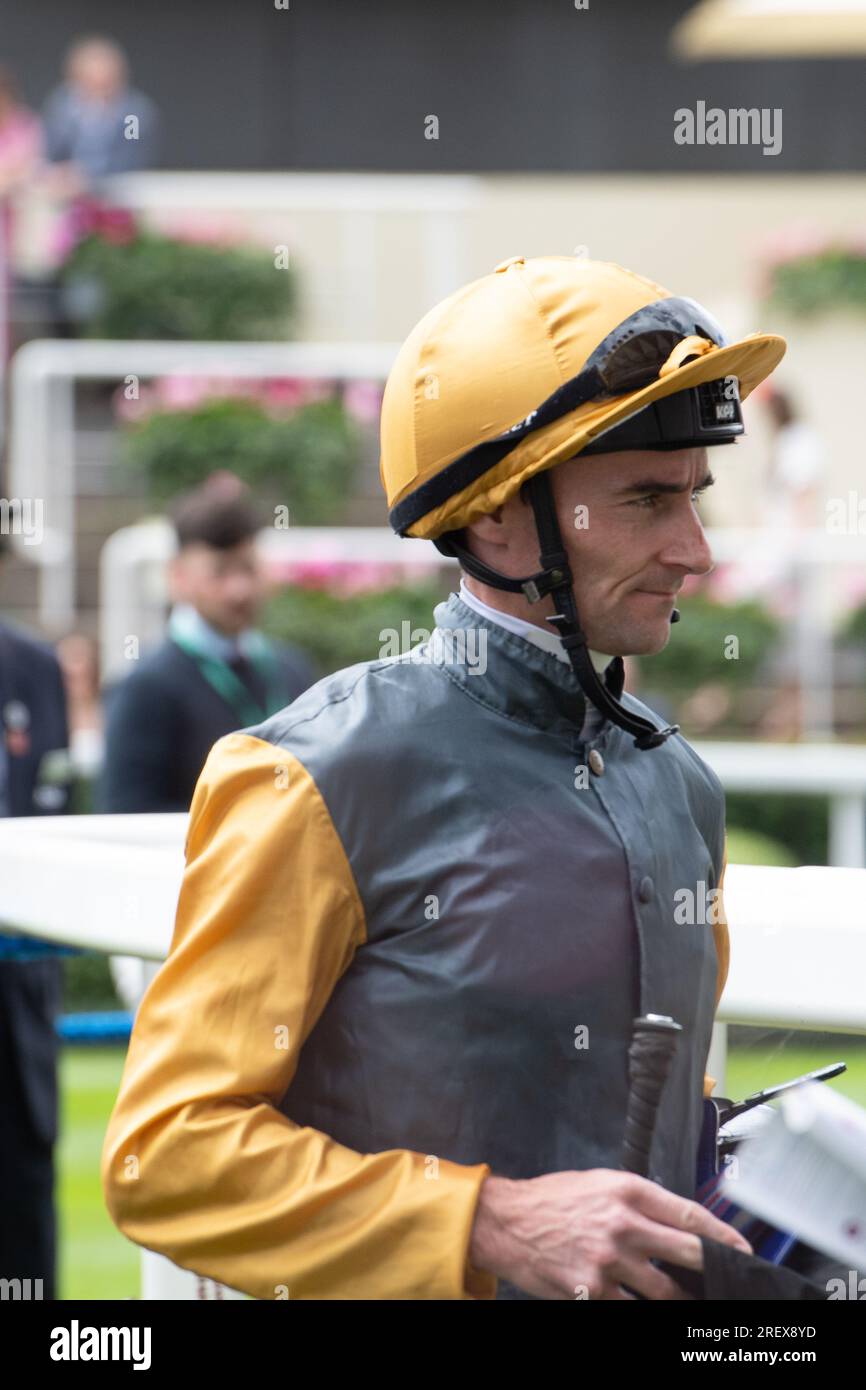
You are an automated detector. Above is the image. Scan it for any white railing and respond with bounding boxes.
[7,339,401,630]
[695,740,866,869]
[3,811,864,1028]
[1,807,863,1298]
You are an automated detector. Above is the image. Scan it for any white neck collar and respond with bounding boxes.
[458,579,614,670]
[457,579,613,740]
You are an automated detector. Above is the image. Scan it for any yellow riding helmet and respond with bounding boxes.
[380,253,786,541]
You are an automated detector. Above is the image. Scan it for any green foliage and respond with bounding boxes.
[63,952,121,1012]
[61,231,297,340]
[59,1048,139,1299]
[724,826,797,867]
[766,249,866,317]
[840,601,866,647]
[725,1041,866,1106]
[642,592,780,696]
[123,397,361,521]
[726,791,829,867]
[262,579,451,675]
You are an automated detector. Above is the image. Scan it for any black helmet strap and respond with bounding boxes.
[434,472,681,751]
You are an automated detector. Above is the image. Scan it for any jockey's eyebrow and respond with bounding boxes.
[616,470,716,496]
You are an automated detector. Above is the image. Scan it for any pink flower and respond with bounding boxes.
[95,205,137,245]
[842,573,866,609]
[330,562,407,595]
[258,377,339,412]
[700,566,740,605]
[59,198,138,260]
[164,213,247,248]
[758,223,833,269]
[269,557,440,596]
[156,375,215,410]
[342,378,384,423]
[110,373,354,427]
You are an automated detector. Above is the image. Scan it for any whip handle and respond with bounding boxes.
[621,1014,682,1179]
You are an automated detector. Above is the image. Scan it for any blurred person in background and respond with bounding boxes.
[752,383,825,594]
[763,386,824,533]
[0,531,74,1301]
[753,386,827,739]
[0,64,43,360]
[41,35,160,195]
[98,473,318,815]
[0,65,42,200]
[56,633,104,808]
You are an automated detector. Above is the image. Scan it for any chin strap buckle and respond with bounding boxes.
[545,617,587,653]
[634,723,681,751]
[520,554,572,604]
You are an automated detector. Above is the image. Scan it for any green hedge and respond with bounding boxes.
[61,230,297,340]
[766,248,866,317]
[724,826,797,867]
[840,601,866,647]
[123,396,362,521]
[642,592,780,697]
[263,578,450,674]
[726,791,828,868]
[63,953,121,1013]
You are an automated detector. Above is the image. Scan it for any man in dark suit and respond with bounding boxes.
[99,475,317,814]
[0,533,74,1302]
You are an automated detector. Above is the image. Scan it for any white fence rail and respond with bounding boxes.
[1,804,863,1299]
[699,741,866,869]
[2,809,864,1030]
[7,339,400,630]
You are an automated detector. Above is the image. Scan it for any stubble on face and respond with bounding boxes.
[460,446,715,657]
[549,446,715,656]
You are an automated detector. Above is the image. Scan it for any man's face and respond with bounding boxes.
[68,44,126,102]
[168,539,266,638]
[463,445,715,656]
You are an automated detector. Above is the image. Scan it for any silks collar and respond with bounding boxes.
[431,592,625,742]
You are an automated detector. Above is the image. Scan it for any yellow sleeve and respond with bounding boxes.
[702,836,731,1100]
[101,731,496,1300]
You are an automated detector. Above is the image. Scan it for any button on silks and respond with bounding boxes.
[638,876,655,904]
[493,256,525,273]
[588,748,605,776]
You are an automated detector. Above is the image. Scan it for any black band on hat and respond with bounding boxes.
[389,295,732,537]
[580,377,743,456]
[391,364,606,537]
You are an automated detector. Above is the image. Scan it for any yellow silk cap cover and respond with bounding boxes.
[380,254,786,540]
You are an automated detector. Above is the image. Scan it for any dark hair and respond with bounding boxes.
[766,388,796,429]
[169,473,263,551]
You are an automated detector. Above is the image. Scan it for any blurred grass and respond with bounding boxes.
[724,1036,866,1107]
[58,1047,138,1300]
[58,1037,866,1298]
